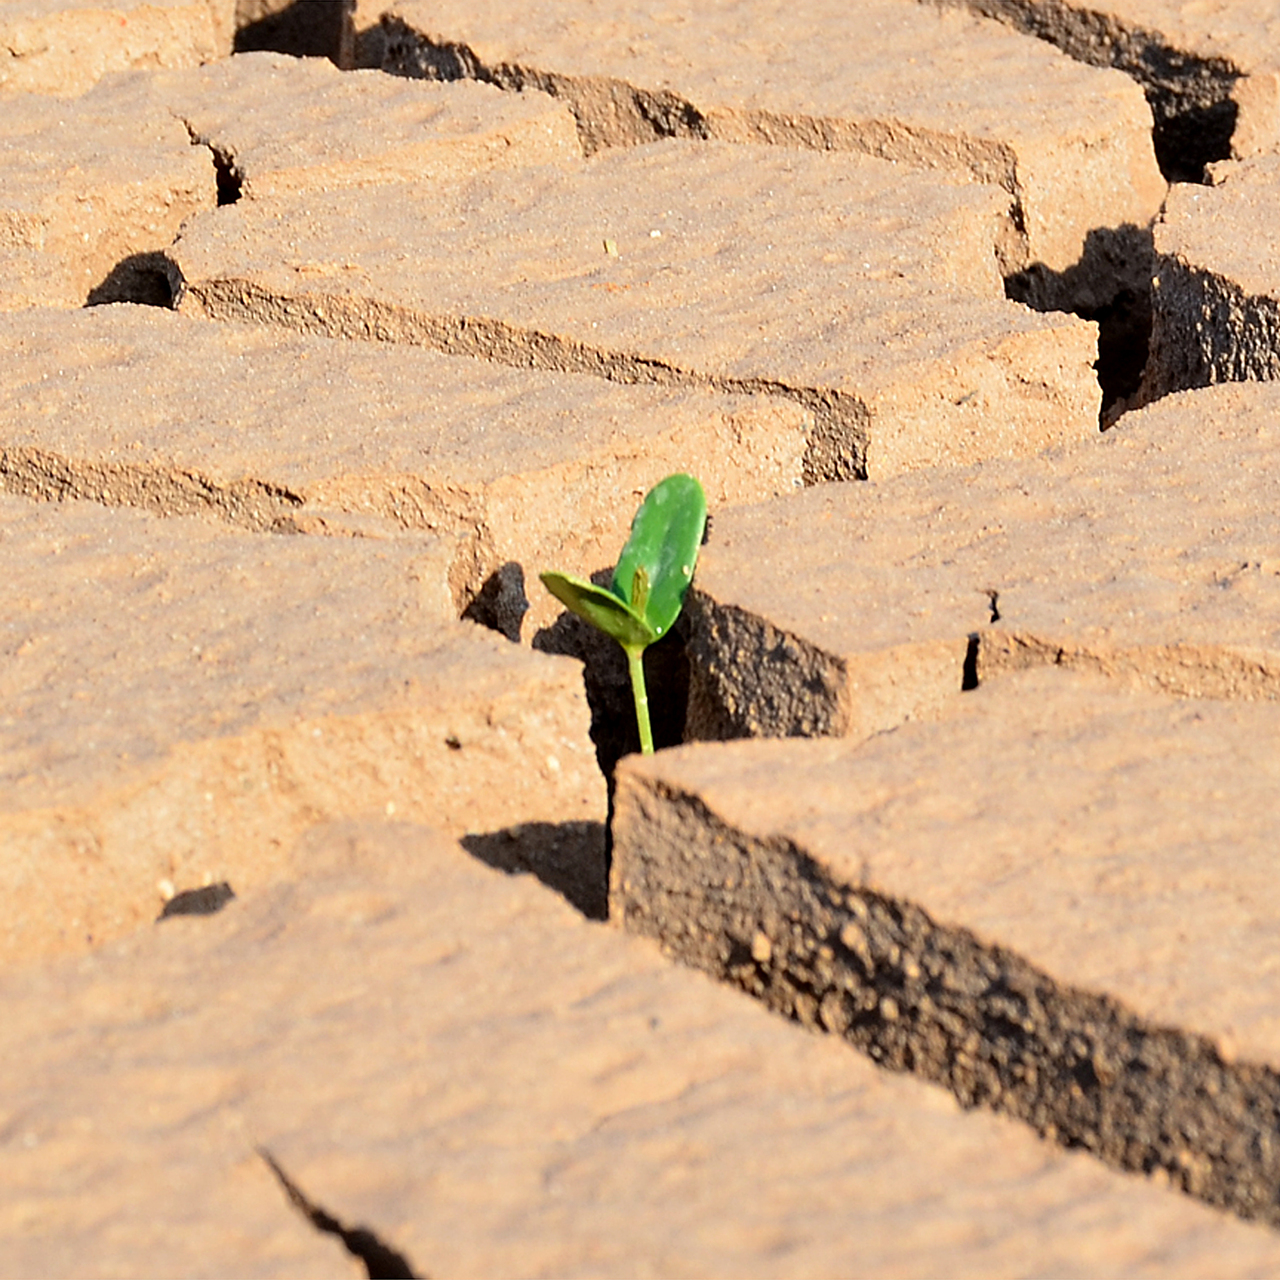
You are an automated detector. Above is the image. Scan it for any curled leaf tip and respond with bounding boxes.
[630,564,650,615]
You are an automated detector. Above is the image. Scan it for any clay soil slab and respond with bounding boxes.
[0,0,232,98]
[166,140,1101,482]
[945,0,1280,173]
[0,494,602,967]
[108,51,582,199]
[1147,156,1280,397]
[5,818,1280,1278]
[0,54,581,312]
[0,74,217,311]
[368,0,1166,304]
[0,305,807,635]
[613,668,1280,1223]
[685,379,1280,742]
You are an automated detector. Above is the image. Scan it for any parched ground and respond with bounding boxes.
[6,2,1280,1276]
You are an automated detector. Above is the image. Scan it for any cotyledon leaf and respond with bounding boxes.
[611,474,707,638]
[539,571,657,650]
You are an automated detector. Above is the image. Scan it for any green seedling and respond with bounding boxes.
[541,474,707,755]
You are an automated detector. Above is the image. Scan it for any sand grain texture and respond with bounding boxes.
[0,0,233,98]
[166,139,1100,482]
[0,495,602,965]
[614,669,1280,1220]
[5,819,1280,1278]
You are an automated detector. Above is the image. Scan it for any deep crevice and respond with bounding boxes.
[260,1148,421,1280]
[461,558,691,917]
[532,574,692,780]
[457,556,692,775]
[179,118,244,206]
[615,786,1280,1226]
[211,147,244,207]
[961,634,981,691]
[1004,224,1154,421]
[1151,99,1238,186]
[937,0,1240,183]
[460,561,529,642]
[86,252,176,308]
[234,0,354,66]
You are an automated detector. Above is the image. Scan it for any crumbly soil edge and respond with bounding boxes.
[1145,258,1280,400]
[372,11,1153,407]
[612,776,1280,1225]
[376,12,1032,282]
[171,276,869,482]
[939,0,1239,181]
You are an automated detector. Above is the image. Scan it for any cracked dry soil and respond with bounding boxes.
[8,0,1280,1275]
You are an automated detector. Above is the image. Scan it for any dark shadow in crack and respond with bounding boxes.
[234,0,354,66]
[260,1147,421,1280]
[1005,224,1155,420]
[210,146,244,206]
[158,882,236,920]
[461,561,528,642]
[1152,96,1238,186]
[462,820,608,921]
[86,252,175,307]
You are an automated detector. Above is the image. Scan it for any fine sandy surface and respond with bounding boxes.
[7,4,1280,1276]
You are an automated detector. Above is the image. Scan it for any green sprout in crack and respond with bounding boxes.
[540,474,707,756]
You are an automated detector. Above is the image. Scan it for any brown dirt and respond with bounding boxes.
[6,8,1280,1272]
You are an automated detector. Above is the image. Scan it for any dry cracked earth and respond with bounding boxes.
[10,0,1280,1276]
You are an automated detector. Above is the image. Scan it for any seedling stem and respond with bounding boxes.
[626,646,654,755]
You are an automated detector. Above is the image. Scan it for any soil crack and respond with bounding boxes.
[613,784,1280,1227]
[260,1148,422,1279]
[175,278,870,482]
[177,115,243,205]
[937,0,1239,182]
[377,16,1034,263]
[0,446,305,531]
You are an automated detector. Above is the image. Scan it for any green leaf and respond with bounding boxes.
[539,570,657,649]
[611,474,707,639]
